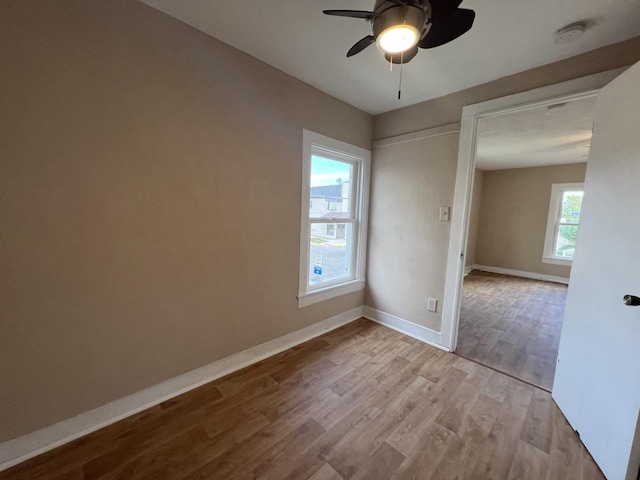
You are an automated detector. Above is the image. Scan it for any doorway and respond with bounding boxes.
[454,97,594,390]
[439,69,626,380]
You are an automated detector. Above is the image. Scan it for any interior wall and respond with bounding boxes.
[465,169,484,268]
[474,163,587,277]
[368,37,640,336]
[0,0,372,442]
[373,36,640,140]
[366,132,459,332]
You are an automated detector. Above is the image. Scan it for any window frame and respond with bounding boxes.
[542,182,584,266]
[298,130,370,308]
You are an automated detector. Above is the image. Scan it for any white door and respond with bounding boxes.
[552,62,640,480]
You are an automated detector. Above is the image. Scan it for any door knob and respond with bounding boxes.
[623,295,640,306]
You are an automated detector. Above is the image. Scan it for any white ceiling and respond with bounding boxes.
[140,0,640,115]
[476,96,596,170]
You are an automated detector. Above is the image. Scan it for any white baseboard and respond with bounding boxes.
[471,264,570,284]
[363,306,449,352]
[0,307,363,472]
[464,265,473,276]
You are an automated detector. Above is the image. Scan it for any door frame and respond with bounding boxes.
[440,67,627,351]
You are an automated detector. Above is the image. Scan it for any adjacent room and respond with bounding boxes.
[458,96,595,390]
[2,1,640,479]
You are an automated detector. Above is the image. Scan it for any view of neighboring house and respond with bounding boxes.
[310,182,350,240]
[308,182,351,284]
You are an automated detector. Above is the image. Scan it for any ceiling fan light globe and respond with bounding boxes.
[377,26,419,53]
[372,4,426,55]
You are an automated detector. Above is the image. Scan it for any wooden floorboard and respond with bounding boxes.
[0,318,603,480]
[457,270,567,391]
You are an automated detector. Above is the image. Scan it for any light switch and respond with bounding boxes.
[439,206,450,222]
[428,298,438,312]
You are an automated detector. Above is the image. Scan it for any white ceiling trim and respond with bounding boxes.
[372,122,461,148]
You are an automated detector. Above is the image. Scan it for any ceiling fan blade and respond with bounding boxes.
[427,0,463,21]
[347,35,375,57]
[419,8,475,48]
[323,9,378,20]
[384,46,419,64]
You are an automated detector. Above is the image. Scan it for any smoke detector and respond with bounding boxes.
[554,22,586,45]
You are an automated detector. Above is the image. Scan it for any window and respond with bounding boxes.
[298,130,370,307]
[543,183,584,265]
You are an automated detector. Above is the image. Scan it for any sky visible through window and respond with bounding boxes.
[311,156,352,186]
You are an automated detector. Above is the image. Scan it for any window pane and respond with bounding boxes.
[309,223,352,286]
[310,156,353,219]
[560,190,583,225]
[555,224,579,258]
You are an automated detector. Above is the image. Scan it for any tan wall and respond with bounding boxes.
[474,164,587,277]
[373,36,640,140]
[368,37,640,333]
[0,0,371,442]
[366,132,459,331]
[465,169,484,268]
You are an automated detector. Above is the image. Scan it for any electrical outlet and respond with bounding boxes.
[428,298,438,312]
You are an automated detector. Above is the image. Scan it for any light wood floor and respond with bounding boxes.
[0,318,602,480]
[456,271,567,391]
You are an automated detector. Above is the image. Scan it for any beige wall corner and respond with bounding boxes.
[475,164,587,277]
[366,38,639,341]
[366,129,460,332]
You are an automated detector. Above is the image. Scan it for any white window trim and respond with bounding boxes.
[542,182,584,266]
[298,130,370,308]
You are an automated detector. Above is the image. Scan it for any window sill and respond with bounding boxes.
[297,280,365,308]
[542,257,573,266]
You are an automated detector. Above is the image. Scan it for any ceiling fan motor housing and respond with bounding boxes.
[373,7,427,37]
[372,1,429,44]
[323,0,474,63]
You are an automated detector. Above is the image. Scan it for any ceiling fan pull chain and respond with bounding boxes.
[396,16,409,99]
[398,50,404,100]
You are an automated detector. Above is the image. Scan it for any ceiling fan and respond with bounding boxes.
[324,0,475,64]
